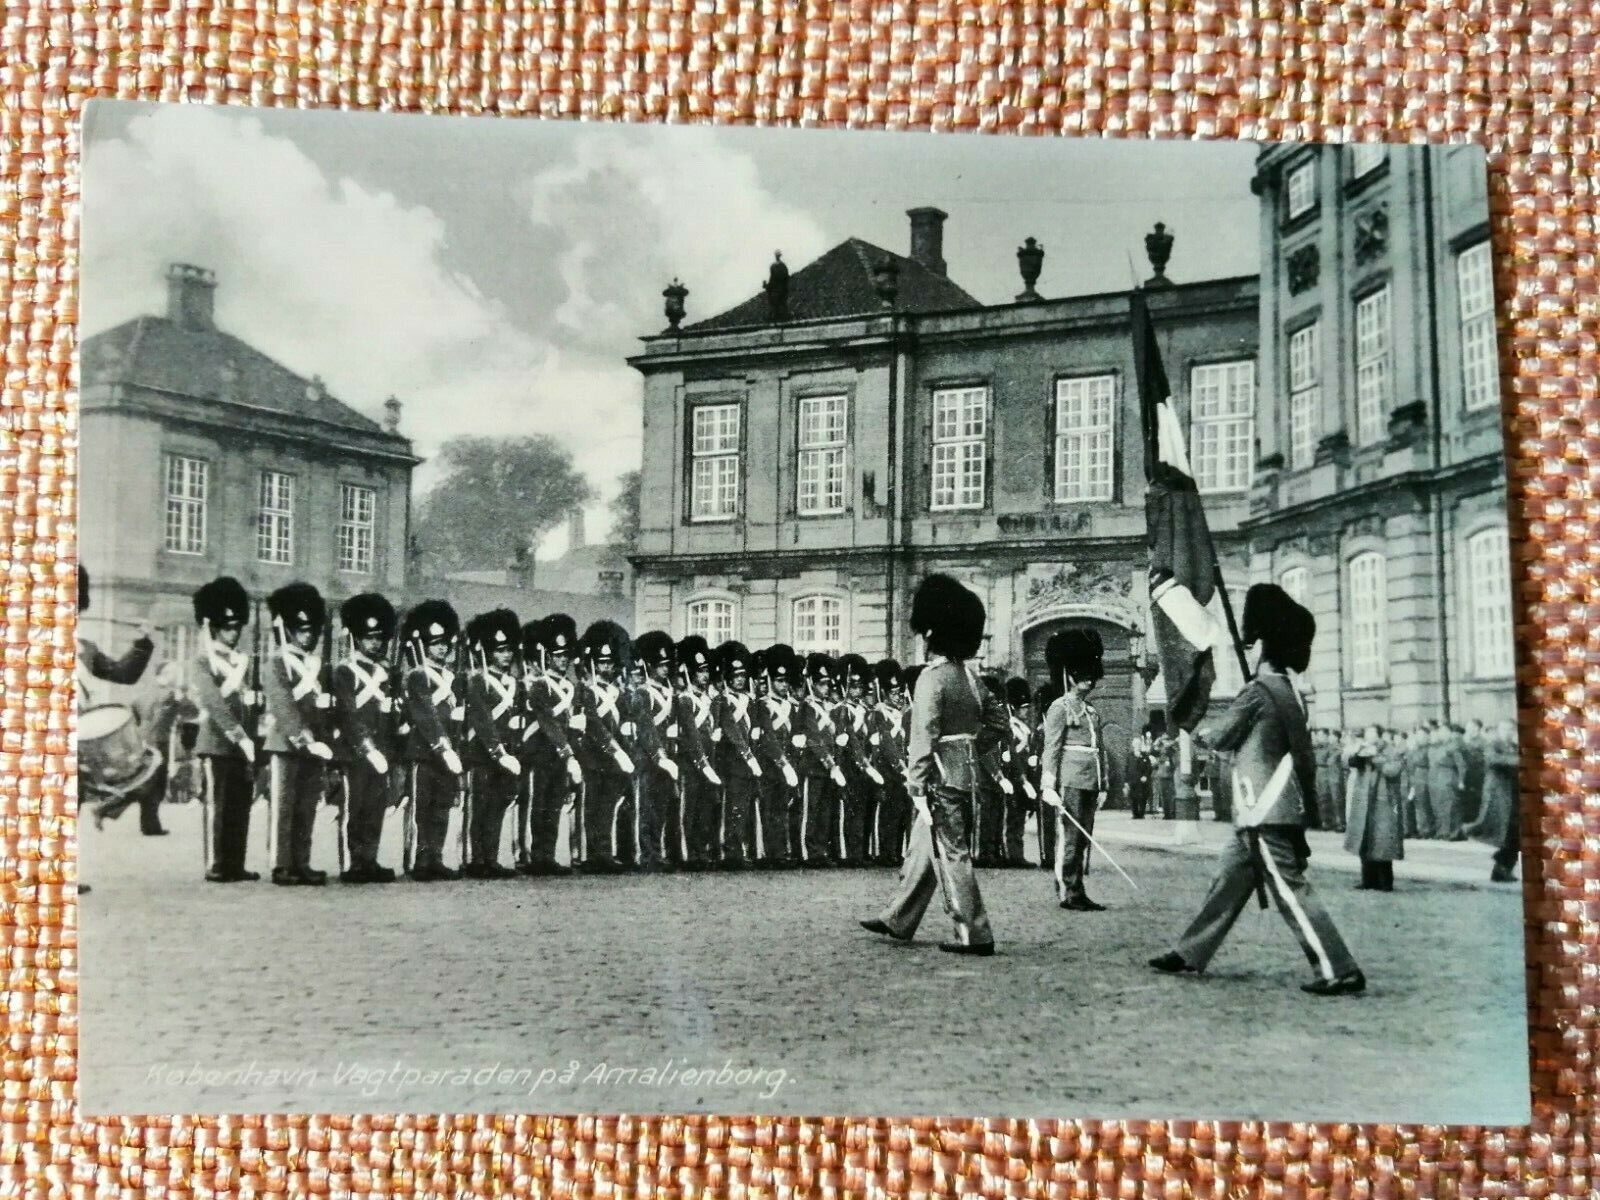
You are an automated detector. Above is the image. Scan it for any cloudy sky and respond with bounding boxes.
[82,103,1259,552]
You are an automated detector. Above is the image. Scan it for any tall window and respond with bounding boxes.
[687,598,737,646]
[791,594,843,654]
[1347,551,1387,687]
[1054,374,1115,501]
[931,386,988,511]
[1190,360,1255,493]
[1287,323,1320,471]
[1279,565,1311,606]
[1285,161,1316,219]
[1350,144,1386,178]
[163,454,207,554]
[257,470,294,565]
[159,623,196,688]
[797,395,848,515]
[1467,527,1514,678]
[337,483,375,574]
[689,403,741,521]
[1354,286,1391,446]
[1457,241,1498,412]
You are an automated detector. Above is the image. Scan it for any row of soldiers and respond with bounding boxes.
[186,575,1075,885]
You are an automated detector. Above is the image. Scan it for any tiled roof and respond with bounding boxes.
[682,238,980,332]
[81,315,394,438]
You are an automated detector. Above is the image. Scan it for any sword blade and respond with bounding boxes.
[1055,802,1139,891]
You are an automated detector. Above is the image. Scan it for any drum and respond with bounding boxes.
[80,704,161,798]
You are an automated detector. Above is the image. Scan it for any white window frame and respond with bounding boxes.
[930,386,988,511]
[337,483,376,575]
[1354,286,1392,447]
[1285,160,1316,220]
[1467,527,1514,678]
[1278,565,1311,607]
[686,597,738,647]
[163,454,208,555]
[1347,551,1388,688]
[256,470,295,565]
[1457,241,1498,412]
[1190,360,1255,493]
[1053,374,1116,502]
[791,594,845,655]
[1287,323,1321,471]
[796,395,848,516]
[1350,144,1386,178]
[160,623,197,688]
[689,403,741,522]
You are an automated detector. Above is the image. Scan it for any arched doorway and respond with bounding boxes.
[1023,616,1136,806]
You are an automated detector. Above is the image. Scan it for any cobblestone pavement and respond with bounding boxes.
[80,801,1529,1123]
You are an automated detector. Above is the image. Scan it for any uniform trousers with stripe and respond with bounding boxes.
[1052,788,1098,902]
[1174,825,1360,982]
[269,754,324,874]
[974,782,1005,864]
[756,774,795,863]
[578,766,629,864]
[200,755,253,876]
[721,773,759,864]
[799,773,838,863]
[467,763,517,867]
[875,778,910,865]
[520,757,568,868]
[1037,793,1057,870]
[681,771,720,864]
[877,785,994,947]
[407,761,457,871]
[635,766,673,866]
[340,758,389,871]
[1003,787,1031,864]
[839,769,872,864]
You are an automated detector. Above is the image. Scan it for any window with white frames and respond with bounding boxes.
[1285,161,1316,219]
[160,623,196,688]
[1190,360,1255,492]
[1467,527,1514,677]
[257,470,294,565]
[791,594,844,654]
[797,395,848,515]
[1347,551,1387,687]
[687,598,737,646]
[1054,375,1116,501]
[1457,241,1498,412]
[1279,565,1311,606]
[689,403,741,521]
[163,454,207,554]
[337,483,375,574]
[1354,286,1392,446]
[1351,144,1386,178]
[1287,323,1321,471]
[931,386,988,510]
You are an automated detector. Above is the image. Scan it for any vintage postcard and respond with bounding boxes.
[76,102,1527,1122]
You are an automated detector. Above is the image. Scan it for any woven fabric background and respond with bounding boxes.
[2,1,1593,1195]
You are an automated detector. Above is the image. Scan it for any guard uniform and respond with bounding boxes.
[76,564,162,833]
[673,636,721,868]
[833,654,882,866]
[519,615,582,875]
[752,645,801,867]
[630,631,677,869]
[331,592,399,883]
[462,609,524,878]
[190,576,258,882]
[1040,630,1109,910]
[973,675,1012,868]
[713,641,763,866]
[1031,681,1061,868]
[262,583,334,886]
[795,654,845,866]
[1003,678,1038,865]
[573,620,634,871]
[399,600,465,881]
[867,658,910,866]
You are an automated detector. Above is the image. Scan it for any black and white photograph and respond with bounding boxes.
[75,103,1528,1122]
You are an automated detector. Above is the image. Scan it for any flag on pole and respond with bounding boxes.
[1133,288,1223,732]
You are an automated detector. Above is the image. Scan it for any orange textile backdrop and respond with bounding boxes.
[3,2,1594,1196]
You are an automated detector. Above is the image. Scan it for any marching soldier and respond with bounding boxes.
[714,640,764,866]
[631,631,680,870]
[861,574,1004,955]
[867,659,910,866]
[834,654,884,867]
[753,644,802,868]
[1003,678,1038,866]
[673,635,723,869]
[1040,630,1109,911]
[331,592,399,883]
[574,619,635,873]
[399,600,465,882]
[1150,583,1366,996]
[518,615,584,876]
[795,653,848,867]
[191,576,259,883]
[262,583,336,887]
[462,609,524,878]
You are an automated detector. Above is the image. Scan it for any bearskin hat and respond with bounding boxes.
[911,573,985,660]
[902,662,926,698]
[401,599,460,646]
[749,647,768,676]
[980,671,1006,700]
[677,635,714,677]
[579,619,631,670]
[715,640,753,678]
[77,565,90,613]
[340,592,397,640]
[765,643,799,685]
[633,629,675,669]
[539,613,578,654]
[1034,680,1063,716]
[1243,582,1316,673]
[873,658,904,693]
[466,608,520,653]
[804,651,835,682]
[1006,676,1032,709]
[193,576,250,628]
[1047,628,1104,686]
[267,582,326,635]
[837,652,871,688]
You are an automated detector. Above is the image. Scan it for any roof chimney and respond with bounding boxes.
[166,262,217,330]
[906,207,948,277]
[568,508,586,552]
